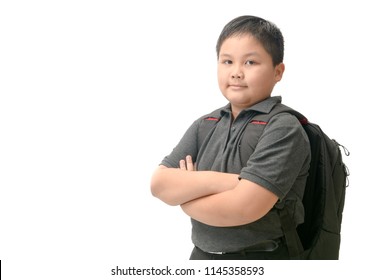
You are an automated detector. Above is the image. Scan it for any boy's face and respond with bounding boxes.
[217,34,285,117]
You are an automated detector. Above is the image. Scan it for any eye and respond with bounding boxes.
[221,60,232,65]
[245,60,255,65]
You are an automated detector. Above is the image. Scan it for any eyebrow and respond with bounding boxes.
[219,52,260,58]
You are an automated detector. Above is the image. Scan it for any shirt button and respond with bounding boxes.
[232,126,236,131]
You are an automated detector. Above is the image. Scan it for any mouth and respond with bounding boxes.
[229,84,247,90]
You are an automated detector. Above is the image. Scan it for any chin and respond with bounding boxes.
[223,94,252,106]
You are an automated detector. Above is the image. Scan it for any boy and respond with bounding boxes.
[150,15,311,260]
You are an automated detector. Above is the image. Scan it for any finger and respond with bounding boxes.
[179,159,186,170]
[186,155,194,171]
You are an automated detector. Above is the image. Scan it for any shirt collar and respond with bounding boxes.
[220,96,282,116]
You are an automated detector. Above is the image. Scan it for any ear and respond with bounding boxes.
[274,63,285,82]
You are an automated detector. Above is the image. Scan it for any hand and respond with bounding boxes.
[179,155,195,171]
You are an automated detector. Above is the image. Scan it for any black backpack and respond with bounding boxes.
[197,103,350,260]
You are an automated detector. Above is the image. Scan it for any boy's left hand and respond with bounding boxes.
[179,155,195,171]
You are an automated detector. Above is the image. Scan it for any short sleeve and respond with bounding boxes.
[239,113,311,200]
[160,119,200,168]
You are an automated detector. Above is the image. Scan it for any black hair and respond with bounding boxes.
[216,15,284,66]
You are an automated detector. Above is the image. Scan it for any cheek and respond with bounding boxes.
[248,69,273,86]
[217,69,226,87]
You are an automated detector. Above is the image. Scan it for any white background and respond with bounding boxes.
[0,0,372,279]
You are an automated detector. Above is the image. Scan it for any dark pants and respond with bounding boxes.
[189,241,290,260]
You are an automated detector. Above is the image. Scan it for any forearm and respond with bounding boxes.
[180,179,278,227]
[150,166,239,206]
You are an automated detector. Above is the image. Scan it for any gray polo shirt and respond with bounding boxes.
[161,96,311,253]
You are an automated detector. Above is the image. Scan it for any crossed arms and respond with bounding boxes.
[150,155,278,227]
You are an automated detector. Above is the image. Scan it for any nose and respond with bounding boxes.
[231,66,244,79]
[232,73,243,79]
